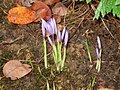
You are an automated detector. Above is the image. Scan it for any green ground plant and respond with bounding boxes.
[94,0,120,19]
[78,0,120,19]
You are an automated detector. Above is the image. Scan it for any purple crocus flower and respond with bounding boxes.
[64,30,68,46]
[97,36,101,49]
[41,19,47,38]
[47,18,58,36]
[57,30,62,42]
[96,48,100,60]
[52,18,57,34]
[57,27,68,45]
[62,27,66,40]
[42,18,69,46]
[47,18,55,35]
[41,18,56,37]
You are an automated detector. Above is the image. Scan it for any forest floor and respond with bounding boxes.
[0,0,120,90]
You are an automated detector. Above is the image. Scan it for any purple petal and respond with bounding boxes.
[47,18,58,35]
[46,23,54,35]
[47,18,53,24]
[48,36,53,46]
[96,48,100,60]
[41,18,47,28]
[57,30,62,42]
[97,36,101,49]
[41,18,54,36]
[52,18,57,35]
[41,19,46,37]
[64,30,68,46]
[47,18,54,34]
[62,27,66,40]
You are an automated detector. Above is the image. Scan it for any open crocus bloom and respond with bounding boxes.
[57,27,68,44]
[49,27,68,47]
[41,18,69,71]
[41,18,57,37]
[41,18,68,46]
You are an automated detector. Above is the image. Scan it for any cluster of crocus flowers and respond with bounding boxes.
[96,36,102,72]
[41,18,68,71]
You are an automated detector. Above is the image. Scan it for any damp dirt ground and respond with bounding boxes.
[0,0,120,90]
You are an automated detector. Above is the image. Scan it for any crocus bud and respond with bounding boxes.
[96,48,100,60]
[62,27,66,40]
[97,36,101,49]
[47,18,55,35]
[41,19,46,37]
[57,30,62,42]
[64,30,68,46]
[52,18,57,35]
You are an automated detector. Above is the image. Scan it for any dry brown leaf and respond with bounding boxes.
[7,5,36,24]
[53,15,61,23]
[98,88,113,90]
[52,2,67,16]
[32,1,52,21]
[57,24,64,31]
[17,0,36,7]
[3,60,32,80]
[44,0,60,5]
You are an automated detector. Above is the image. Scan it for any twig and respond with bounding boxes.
[0,7,8,14]
[0,35,23,45]
[101,18,119,44]
[19,52,52,63]
[69,17,84,40]
[74,5,90,19]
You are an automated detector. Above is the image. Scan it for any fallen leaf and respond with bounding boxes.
[32,1,52,21]
[52,2,68,16]
[44,0,60,5]
[7,5,36,24]
[53,15,61,23]
[21,0,32,7]
[16,0,23,4]
[3,60,32,80]
[98,88,113,90]
[57,24,64,31]
[17,0,36,7]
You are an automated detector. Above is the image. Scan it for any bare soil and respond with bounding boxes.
[0,0,120,90]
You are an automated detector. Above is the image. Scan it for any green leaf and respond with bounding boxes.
[86,0,91,4]
[79,0,84,1]
[94,0,120,19]
[101,0,107,17]
[113,5,120,17]
[94,1,102,19]
[106,0,116,13]
[79,0,91,4]
[115,0,120,5]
